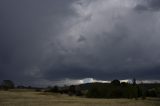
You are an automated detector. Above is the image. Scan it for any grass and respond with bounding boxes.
[0,89,160,106]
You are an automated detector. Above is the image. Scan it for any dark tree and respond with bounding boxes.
[121,82,128,87]
[53,86,59,92]
[133,78,136,86]
[86,85,100,98]
[1,80,15,90]
[46,86,59,92]
[111,79,121,86]
[68,85,77,96]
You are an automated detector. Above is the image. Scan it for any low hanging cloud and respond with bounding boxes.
[0,0,160,86]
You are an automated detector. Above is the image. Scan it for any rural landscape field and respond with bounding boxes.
[1,0,160,106]
[0,89,159,106]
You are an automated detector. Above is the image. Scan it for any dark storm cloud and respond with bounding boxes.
[0,0,160,86]
[0,0,76,85]
[135,0,160,11]
[148,0,160,10]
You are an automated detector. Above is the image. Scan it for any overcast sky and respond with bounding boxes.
[1,0,160,86]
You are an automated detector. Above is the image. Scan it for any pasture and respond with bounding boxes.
[0,89,159,106]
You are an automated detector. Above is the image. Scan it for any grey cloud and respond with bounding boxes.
[0,0,76,84]
[77,35,86,42]
[0,0,160,86]
[135,0,160,12]
[148,0,160,10]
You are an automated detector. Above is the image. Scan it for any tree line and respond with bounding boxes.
[0,79,160,99]
[42,79,160,99]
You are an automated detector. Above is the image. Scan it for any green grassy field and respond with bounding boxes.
[0,89,159,106]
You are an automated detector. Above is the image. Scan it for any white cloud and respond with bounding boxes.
[33,78,160,87]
